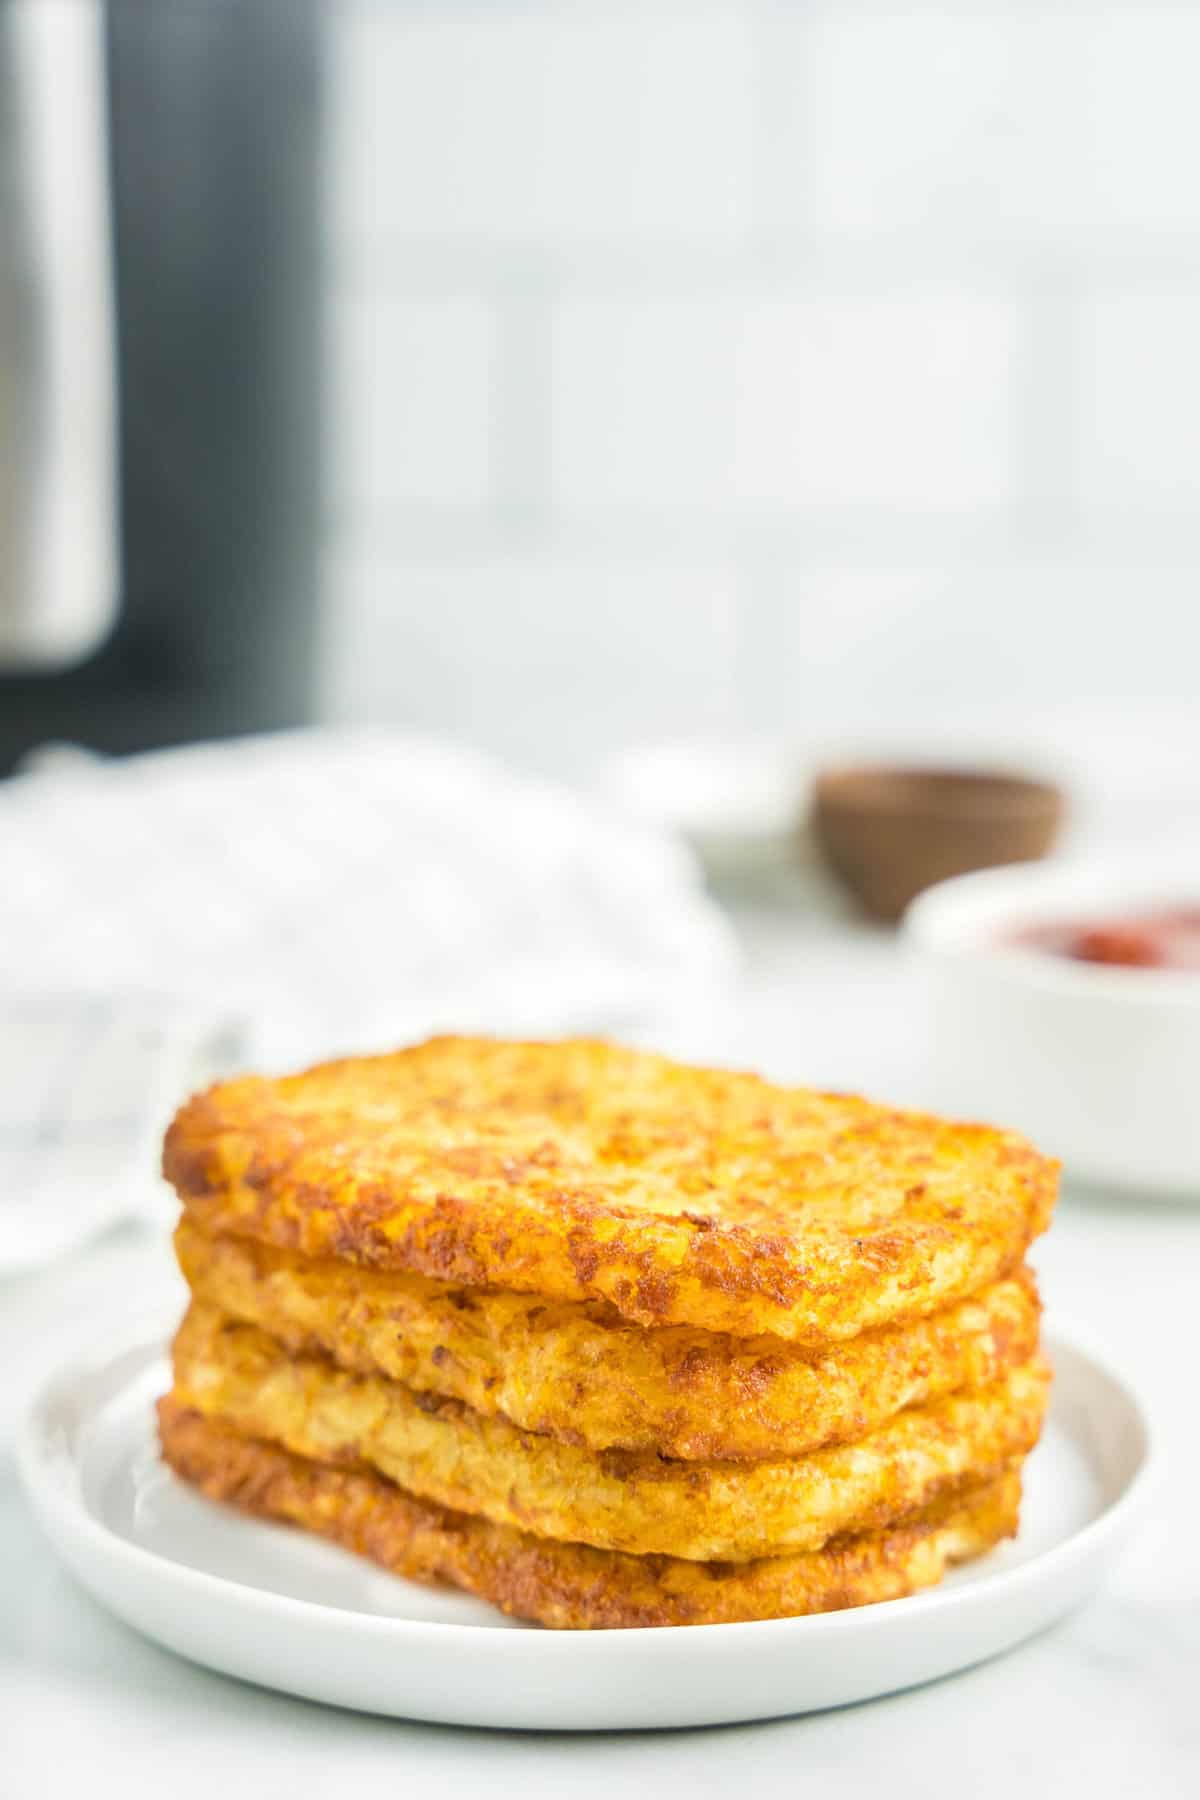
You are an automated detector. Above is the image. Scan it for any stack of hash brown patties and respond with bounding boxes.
[160,1037,1056,1628]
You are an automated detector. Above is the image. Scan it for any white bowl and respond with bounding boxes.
[905,860,1200,1198]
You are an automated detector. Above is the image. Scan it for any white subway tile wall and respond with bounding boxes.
[330,5,756,250]
[731,291,1023,510]
[780,10,1033,246]
[328,294,498,510]
[322,557,745,771]
[550,298,739,510]
[320,0,1200,775]
[1055,8,1200,240]
[1079,291,1200,512]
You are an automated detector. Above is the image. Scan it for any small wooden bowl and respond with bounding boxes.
[812,765,1066,923]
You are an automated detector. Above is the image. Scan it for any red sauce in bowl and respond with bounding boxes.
[1009,907,1200,971]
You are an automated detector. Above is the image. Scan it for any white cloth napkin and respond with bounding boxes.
[0,992,242,1274]
[0,730,738,1269]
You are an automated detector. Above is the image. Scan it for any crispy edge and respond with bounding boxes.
[158,1395,1025,1629]
[164,1038,1059,1345]
[176,1217,1044,1461]
[170,1302,1050,1563]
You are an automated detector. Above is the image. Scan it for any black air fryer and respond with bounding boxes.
[0,0,323,772]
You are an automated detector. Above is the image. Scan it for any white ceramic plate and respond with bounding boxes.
[17,1316,1153,1732]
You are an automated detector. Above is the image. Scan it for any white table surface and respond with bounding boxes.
[2,886,1197,1799]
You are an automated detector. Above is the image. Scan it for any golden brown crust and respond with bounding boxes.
[164,1037,1058,1344]
[158,1396,1024,1629]
[176,1217,1042,1462]
[170,1302,1049,1563]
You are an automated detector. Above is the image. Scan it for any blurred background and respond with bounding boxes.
[314,0,1200,795]
[4,0,1200,797]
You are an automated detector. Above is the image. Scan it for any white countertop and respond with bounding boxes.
[3,891,1196,1798]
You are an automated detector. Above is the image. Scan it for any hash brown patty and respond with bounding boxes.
[176,1217,1042,1462]
[164,1037,1057,1343]
[158,1396,1023,1630]
[170,1302,1049,1563]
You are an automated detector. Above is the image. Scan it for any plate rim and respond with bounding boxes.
[16,1312,1158,1657]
